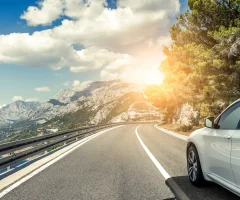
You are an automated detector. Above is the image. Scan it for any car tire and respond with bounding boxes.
[187,145,205,186]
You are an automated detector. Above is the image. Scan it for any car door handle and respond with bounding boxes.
[225,135,231,140]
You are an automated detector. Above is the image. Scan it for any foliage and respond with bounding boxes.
[179,124,193,132]
[66,123,78,130]
[6,130,39,142]
[146,0,240,124]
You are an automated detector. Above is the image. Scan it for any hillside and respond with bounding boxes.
[0,80,162,142]
[0,101,40,126]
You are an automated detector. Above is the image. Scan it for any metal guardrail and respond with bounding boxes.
[0,122,145,171]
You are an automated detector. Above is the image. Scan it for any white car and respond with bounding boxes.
[187,99,240,196]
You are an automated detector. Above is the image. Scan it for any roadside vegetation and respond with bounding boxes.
[147,0,240,132]
[159,124,202,136]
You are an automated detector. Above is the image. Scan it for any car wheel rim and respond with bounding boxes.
[188,150,197,182]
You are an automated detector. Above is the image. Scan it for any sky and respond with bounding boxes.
[0,0,188,107]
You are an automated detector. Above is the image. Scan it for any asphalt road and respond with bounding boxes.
[1,124,239,200]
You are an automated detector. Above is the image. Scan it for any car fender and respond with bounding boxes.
[187,127,212,175]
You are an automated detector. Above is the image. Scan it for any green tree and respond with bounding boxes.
[147,0,240,124]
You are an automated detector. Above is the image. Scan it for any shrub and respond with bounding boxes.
[180,124,193,132]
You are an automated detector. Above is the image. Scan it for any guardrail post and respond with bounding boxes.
[44,142,48,154]
[64,136,67,145]
[76,132,79,141]
[6,151,14,171]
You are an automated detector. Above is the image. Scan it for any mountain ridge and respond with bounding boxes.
[0,80,162,130]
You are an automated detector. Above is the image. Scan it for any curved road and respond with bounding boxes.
[1,124,239,200]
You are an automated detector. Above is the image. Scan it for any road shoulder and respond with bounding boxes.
[154,124,188,141]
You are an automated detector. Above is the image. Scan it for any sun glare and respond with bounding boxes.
[123,67,165,85]
[144,70,165,85]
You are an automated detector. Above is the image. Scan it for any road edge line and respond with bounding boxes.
[135,126,170,179]
[0,125,124,199]
[154,124,188,141]
[136,125,190,200]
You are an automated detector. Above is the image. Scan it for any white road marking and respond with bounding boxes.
[135,125,170,180]
[0,126,124,198]
[154,124,188,141]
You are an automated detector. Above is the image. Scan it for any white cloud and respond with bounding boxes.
[0,31,74,70]
[19,0,179,50]
[100,70,119,81]
[118,0,180,13]
[72,80,80,87]
[0,33,131,71]
[35,86,51,92]
[157,36,173,47]
[64,0,107,19]
[25,98,40,102]
[12,96,24,102]
[53,7,169,49]
[101,64,165,85]
[69,47,133,72]
[0,0,180,84]
[48,0,179,50]
[20,0,64,26]
[63,81,70,86]
[0,104,6,109]
[100,36,171,83]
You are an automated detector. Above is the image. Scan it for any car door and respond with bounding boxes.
[230,102,240,188]
[205,102,240,186]
[231,131,240,187]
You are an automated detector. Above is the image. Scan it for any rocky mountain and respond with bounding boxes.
[0,80,162,129]
[0,101,40,126]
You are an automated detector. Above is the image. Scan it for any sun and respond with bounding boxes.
[143,70,165,85]
[123,67,165,85]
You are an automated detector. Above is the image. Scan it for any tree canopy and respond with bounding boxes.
[147,0,240,124]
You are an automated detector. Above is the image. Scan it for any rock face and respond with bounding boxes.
[53,89,76,104]
[0,80,162,127]
[229,38,240,59]
[109,101,162,123]
[177,104,197,126]
[0,101,40,125]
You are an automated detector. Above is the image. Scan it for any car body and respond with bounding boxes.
[186,99,240,196]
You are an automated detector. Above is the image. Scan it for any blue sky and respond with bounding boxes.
[0,0,188,106]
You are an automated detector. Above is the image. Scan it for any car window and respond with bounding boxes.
[217,102,240,130]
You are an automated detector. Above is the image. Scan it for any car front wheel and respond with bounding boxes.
[187,145,205,186]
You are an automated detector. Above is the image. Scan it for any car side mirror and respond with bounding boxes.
[204,117,215,128]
